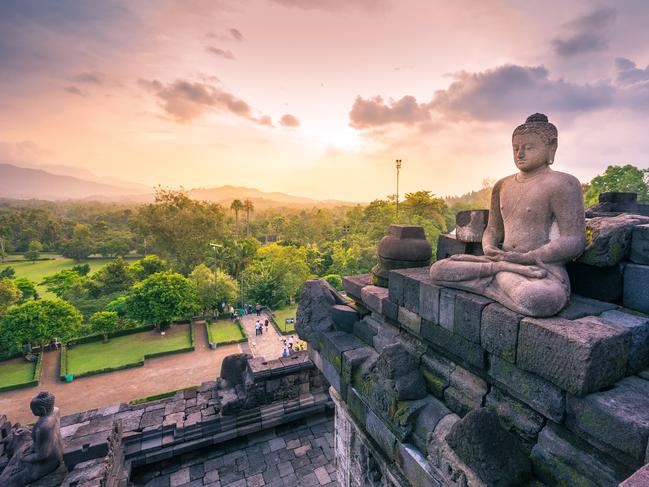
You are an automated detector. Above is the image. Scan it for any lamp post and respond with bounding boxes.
[395,159,402,222]
[209,243,223,317]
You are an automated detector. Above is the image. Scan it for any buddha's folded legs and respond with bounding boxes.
[429,256,569,317]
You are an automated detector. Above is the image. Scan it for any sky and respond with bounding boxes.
[1,0,649,202]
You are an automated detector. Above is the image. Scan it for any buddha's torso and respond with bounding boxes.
[498,171,559,253]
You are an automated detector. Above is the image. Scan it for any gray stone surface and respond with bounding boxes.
[623,263,649,314]
[352,315,379,347]
[421,319,486,370]
[578,214,649,267]
[419,281,441,325]
[296,279,343,349]
[411,397,451,453]
[331,304,359,333]
[631,224,649,265]
[402,267,430,315]
[420,352,454,398]
[600,309,649,373]
[480,303,521,363]
[517,315,630,395]
[443,367,487,417]
[531,423,632,487]
[455,210,489,243]
[342,274,371,302]
[321,331,365,373]
[446,408,531,487]
[360,286,387,315]
[436,234,483,261]
[567,261,624,303]
[558,294,619,319]
[566,376,649,465]
[398,306,421,335]
[485,387,544,451]
[453,291,491,344]
[488,355,565,422]
[438,288,456,332]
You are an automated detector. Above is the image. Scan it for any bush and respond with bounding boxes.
[323,274,343,290]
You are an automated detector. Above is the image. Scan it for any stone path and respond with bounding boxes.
[131,414,337,487]
[0,322,241,424]
[239,312,287,360]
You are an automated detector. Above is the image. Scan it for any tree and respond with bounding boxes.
[24,240,43,263]
[189,264,238,314]
[0,298,82,349]
[125,272,199,328]
[93,257,134,295]
[0,277,21,313]
[62,224,94,261]
[40,269,84,297]
[129,255,166,280]
[584,164,649,206]
[89,311,120,342]
[323,274,343,290]
[133,188,230,274]
[230,199,244,227]
[72,263,91,276]
[14,277,37,303]
[0,267,15,279]
[243,199,254,234]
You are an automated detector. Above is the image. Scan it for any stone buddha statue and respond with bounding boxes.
[429,113,586,317]
[0,392,64,487]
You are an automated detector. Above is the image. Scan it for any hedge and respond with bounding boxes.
[69,324,156,346]
[0,353,42,392]
[60,346,69,381]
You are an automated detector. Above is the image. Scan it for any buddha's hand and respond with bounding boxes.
[486,250,536,265]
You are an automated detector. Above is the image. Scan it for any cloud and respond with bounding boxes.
[64,85,86,96]
[280,114,300,127]
[269,0,390,13]
[552,8,616,57]
[206,28,245,42]
[138,78,276,124]
[349,95,430,128]
[615,57,649,85]
[206,46,235,60]
[71,71,105,84]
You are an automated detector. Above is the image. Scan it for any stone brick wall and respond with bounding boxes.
[297,267,649,486]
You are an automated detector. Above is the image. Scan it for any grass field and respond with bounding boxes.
[66,324,192,376]
[207,321,246,344]
[0,358,36,390]
[273,305,297,334]
[1,255,127,298]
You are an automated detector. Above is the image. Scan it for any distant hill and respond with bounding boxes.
[0,163,150,200]
[0,164,358,208]
[187,186,356,209]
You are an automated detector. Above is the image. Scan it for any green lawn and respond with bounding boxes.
[66,324,192,376]
[207,321,246,345]
[273,305,297,334]
[0,359,36,390]
[2,255,117,298]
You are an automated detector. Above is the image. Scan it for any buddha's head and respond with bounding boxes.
[30,391,55,417]
[512,113,558,173]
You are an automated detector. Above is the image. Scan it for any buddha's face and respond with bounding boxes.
[512,132,555,173]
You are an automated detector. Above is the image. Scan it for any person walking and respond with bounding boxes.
[255,321,260,336]
[264,319,269,334]
[255,303,262,317]
[288,335,295,350]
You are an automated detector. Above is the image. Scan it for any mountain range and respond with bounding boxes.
[0,163,357,208]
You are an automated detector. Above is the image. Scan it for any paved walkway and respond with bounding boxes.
[131,414,337,487]
[0,322,241,424]
[239,312,288,360]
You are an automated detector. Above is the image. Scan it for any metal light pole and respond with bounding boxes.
[395,159,402,222]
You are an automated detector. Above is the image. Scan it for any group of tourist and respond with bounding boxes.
[228,303,264,321]
[255,319,269,335]
[282,335,304,357]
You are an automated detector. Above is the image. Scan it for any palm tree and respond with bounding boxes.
[230,199,243,227]
[243,199,254,235]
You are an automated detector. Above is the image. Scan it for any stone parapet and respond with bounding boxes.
[297,271,649,486]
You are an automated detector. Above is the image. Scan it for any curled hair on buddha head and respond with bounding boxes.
[30,391,55,416]
[512,113,558,146]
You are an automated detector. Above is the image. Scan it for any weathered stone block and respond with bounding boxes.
[347,387,368,427]
[438,289,456,332]
[436,234,484,260]
[623,263,649,314]
[372,319,400,353]
[296,279,344,348]
[578,214,649,267]
[388,269,406,305]
[360,286,388,315]
[402,267,430,315]
[398,306,421,336]
[485,387,544,451]
[419,281,441,325]
[531,423,633,487]
[480,303,521,363]
[331,304,359,333]
[453,291,491,344]
[567,261,624,302]
[352,316,379,346]
[366,410,397,460]
[382,298,399,322]
[420,352,454,398]
[630,224,649,265]
[411,396,451,453]
[600,309,649,373]
[321,331,365,373]
[558,294,619,320]
[443,367,487,417]
[517,316,630,395]
[488,355,565,422]
[621,463,649,486]
[455,210,489,243]
[421,319,486,370]
[321,353,346,401]
[566,377,649,465]
[341,347,375,385]
[342,274,371,302]
[397,443,440,487]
